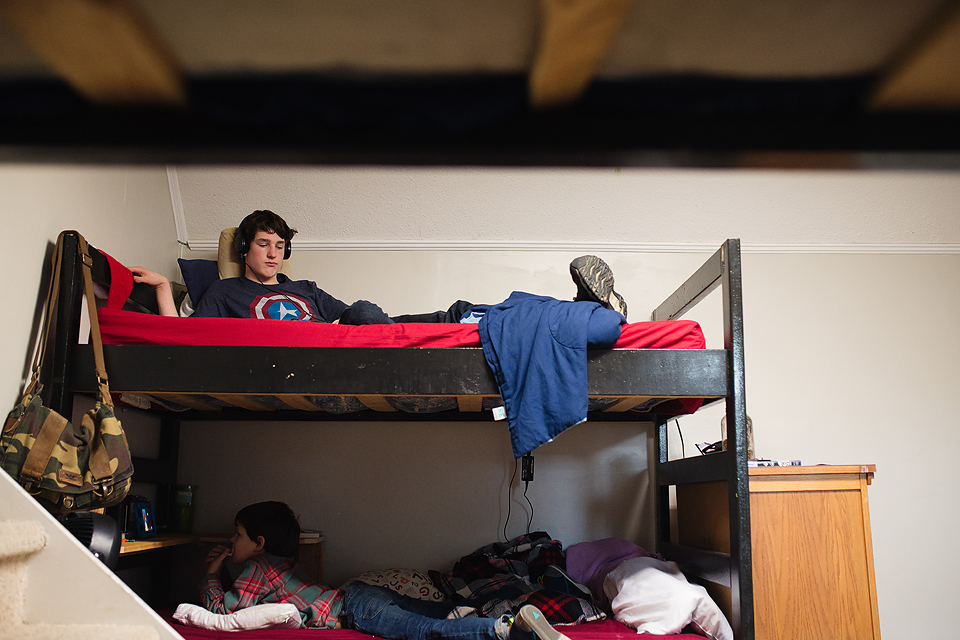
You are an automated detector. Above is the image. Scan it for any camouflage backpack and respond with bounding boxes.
[1,231,133,512]
[2,387,133,511]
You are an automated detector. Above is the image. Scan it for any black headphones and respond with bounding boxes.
[234,211,292,260]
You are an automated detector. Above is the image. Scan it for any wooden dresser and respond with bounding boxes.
[677,465,880,640]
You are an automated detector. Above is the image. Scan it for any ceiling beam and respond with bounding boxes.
[529,0,633,108]
[869,3,960,110]
[0,0,186,105]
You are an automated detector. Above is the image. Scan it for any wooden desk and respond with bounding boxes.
[677,465,880,640]
[120,534,326,582]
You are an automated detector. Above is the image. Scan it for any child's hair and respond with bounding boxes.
[239,209,298,244]
[235,501,301,558]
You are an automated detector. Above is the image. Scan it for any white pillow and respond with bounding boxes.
[173,603,303,631]
[178,292,195,317]
[603,557,732,640]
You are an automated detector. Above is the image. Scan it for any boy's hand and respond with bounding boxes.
[131,267,170,290]
[206,544,233,575]
[130,266,179,317]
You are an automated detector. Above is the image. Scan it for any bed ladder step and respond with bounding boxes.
[660,542,732,588]
[658,451,741,485]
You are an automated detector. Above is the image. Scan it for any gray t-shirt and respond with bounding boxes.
[192,275,348,323]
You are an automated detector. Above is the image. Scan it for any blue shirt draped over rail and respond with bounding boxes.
[478,292,625,458]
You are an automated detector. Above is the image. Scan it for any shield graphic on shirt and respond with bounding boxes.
[251,293,312,321]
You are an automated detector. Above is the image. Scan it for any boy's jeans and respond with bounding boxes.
[341,582,510,640]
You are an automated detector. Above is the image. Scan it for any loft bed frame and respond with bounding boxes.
[44,231,752,639]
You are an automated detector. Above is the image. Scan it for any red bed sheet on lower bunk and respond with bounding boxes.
[163,616,707,640]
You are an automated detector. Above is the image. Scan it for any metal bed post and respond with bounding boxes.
[721,239,753,640]
[651,238,752,640]
[47,231,83,417]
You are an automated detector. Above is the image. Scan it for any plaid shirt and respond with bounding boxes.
[200,553,343,629]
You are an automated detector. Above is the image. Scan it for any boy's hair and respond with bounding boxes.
[235,501,301,558]
[238,209,298,244]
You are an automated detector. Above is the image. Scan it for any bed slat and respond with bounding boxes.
[276,394,325,412]
[355,395,398,412]
[208,393,276,412]
[153,393,222,412]
[601,396,656,412]
[456,395,484,412]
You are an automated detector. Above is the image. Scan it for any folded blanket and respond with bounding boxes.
[430,532,605,625]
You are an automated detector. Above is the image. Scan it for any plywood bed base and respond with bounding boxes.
[44,233,753,639]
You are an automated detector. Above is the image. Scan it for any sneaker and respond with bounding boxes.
[542,564,592,601]
[569,255,628,320]
[514,605,570,640]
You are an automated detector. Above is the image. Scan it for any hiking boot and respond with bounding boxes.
[570,255,628,320]
[514,605,570,640]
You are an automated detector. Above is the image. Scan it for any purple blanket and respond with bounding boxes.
[564,538,659,610]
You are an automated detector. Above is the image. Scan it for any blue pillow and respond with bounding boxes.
[178,259,218,305]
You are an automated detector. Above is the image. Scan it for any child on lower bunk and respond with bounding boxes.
[200,501,569,640]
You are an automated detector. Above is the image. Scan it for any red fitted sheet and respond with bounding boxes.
[162,616,707,640]
[98,309,705,351]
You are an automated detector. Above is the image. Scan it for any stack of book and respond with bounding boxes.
[748,459,801,467]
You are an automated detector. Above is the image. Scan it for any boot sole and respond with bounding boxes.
[570,256,613,304]
[516,605,570,640]
[570,255,628,320]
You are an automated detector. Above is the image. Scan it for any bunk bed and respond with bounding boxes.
[43,231,752,639]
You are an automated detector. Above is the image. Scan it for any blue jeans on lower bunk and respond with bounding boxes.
[341,582,511,640]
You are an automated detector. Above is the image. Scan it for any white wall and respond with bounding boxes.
[739,252,960,633]
[175,166,960,249]
[179,419,655,585]
[0,164,181,638]
[0,165,180,408]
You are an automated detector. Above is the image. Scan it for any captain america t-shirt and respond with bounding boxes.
[192,275,349,323]
[250,291,313,321]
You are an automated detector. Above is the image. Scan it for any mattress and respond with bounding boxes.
[98,308,704,350]
[163,616,708,640]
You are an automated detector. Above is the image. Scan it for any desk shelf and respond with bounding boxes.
[119,534,326,582]
[120,534,243,554]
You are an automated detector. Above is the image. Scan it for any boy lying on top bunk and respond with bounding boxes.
[127,208,645,458]
[130,209,629,324]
